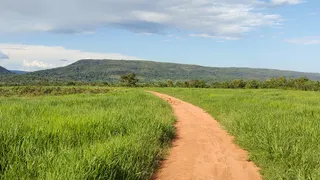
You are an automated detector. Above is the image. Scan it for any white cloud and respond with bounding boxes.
[23,60,54,68]
[132,11,172,23]
[0,0,302,39]
[271,0,303,5]
[0,44,141,71]
[287,37,320,45]
[190,34,240,40]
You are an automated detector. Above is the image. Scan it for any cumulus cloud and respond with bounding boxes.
[190,34,240,40]
[0,0,302,39]
[0,50,9,59]
[0,44,141,70]
[287,37,320,45]
[23,60,54,68]
[270,0,303,5]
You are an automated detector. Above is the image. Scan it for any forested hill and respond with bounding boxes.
[2,59,320,83]
[29,59,320,81]
[0,66,13,75]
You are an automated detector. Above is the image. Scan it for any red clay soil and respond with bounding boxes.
[150,91,262,180]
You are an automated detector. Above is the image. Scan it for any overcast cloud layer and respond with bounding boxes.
[0,0,302,39]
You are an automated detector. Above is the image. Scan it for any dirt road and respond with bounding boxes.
[150,91,262,180]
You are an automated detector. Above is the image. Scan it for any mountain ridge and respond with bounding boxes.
[1,59,320,84]
[0,66,13,75]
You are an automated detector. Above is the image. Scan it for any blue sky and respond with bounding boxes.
[0,0,319,72]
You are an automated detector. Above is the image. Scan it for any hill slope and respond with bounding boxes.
[2,59,320,84]
[30,59,320,81]
[0,66,13,75]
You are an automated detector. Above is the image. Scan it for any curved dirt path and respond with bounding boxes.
[150,91,262,180]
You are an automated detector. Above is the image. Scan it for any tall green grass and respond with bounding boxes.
[152,88,320,180]
[0,86,113,97]
[0,89,175,179]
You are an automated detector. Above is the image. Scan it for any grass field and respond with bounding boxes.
[152,88,320,180]
[0,89,175,179]
[0,86,113,96]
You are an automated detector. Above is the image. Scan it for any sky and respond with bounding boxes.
[0,0,319,72]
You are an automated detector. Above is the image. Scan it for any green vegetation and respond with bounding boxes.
[155,76,320,91]
[0,89,175,179]
[0,86,112,96]
[152,88,320,179]
[120,73,139,87]
[2,59,320,85]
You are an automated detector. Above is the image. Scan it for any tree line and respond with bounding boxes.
[118,73,320,91]
[2,72,320,91]
[153,77,320,91]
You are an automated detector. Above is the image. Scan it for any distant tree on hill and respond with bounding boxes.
[245,80,259,89]
[188,80,207,88]
[199,80,207,88]
[183,81,189,88]
[167,80,174,87]
[189,80,200,88]
[230,79,246,88]
[293,77,310,90]
[175,81,183,87]
[120,73,139,87]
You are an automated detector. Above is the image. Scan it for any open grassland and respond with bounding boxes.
[0,89,175,179]
[0,86,113,97]
[151,88,320,180]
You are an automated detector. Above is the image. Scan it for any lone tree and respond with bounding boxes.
[167,80,174,87]
[120,73,139,87]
